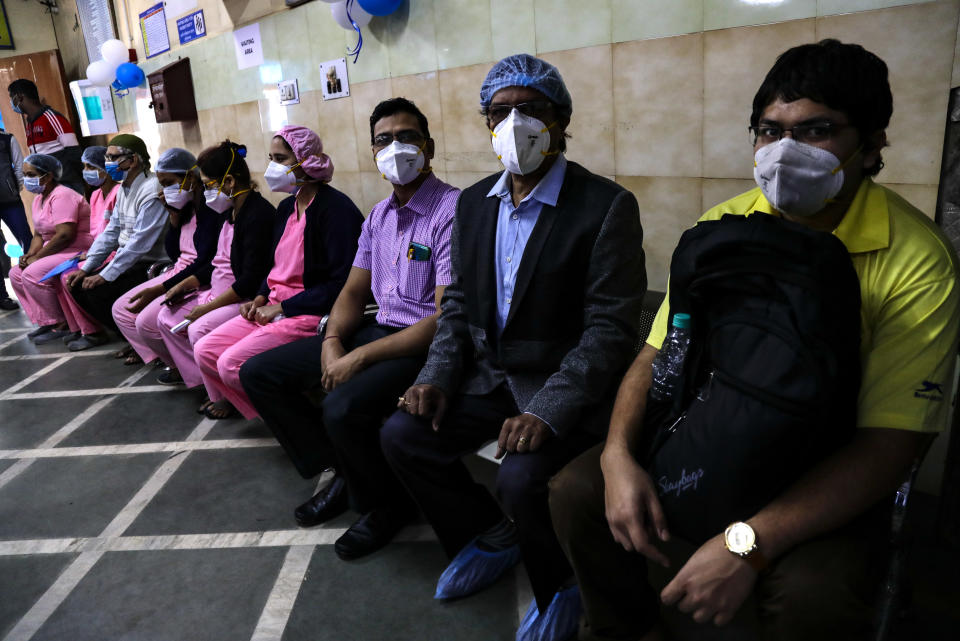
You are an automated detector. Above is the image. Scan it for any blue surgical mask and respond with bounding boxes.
[10,98,23,115]
[105,161,127,182]
[24,176,43,194]
[83,169,105,187]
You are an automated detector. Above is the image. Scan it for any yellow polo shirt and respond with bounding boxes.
[647,179,960,432]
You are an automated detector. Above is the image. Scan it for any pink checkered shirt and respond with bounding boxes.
[353,173,460,328]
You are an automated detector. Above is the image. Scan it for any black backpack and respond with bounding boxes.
[644,213,862,544]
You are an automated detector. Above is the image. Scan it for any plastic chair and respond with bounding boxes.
[146,260,174,279]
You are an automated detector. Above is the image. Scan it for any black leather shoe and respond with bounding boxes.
[294,474,348,527]
[334,509,414,560]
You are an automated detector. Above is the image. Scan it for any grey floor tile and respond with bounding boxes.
[202,416,273,440]
[0,459,13,475]
[0,397,105,450]
[0,309,33,329]
[0,553,78,639]
[22,354,135,392]
[0,359,61,393]
[283,543,518,641]
[0,335,69,357]
[32,547,287,641]
[0,453,166,540]
[58,389,204,447]
[124,447,315,536]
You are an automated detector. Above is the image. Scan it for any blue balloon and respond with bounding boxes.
[357,0,401,16]
[111,79,126,91]
[115,63,145,89]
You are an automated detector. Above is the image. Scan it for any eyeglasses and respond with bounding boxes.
[748,122,852,146]
[486,100,554,125]
[105,153,132,163]
[373,130,425,148]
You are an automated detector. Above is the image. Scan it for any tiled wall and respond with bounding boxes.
[106,0,959,293]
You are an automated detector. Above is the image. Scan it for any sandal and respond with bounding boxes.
[113,345,135,359]
[197,397,213,414]
[203,400,239,420]
[124,353,144,366]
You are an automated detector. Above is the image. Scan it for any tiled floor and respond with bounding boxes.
[0,306,526,641]
[1,301,959,641]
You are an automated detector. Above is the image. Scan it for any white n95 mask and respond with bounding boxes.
[163,184,192,210]
[264,161,299,194]
[753,138,850,218]
[376,142,425,185]
[204,188,233,214]
[491,109,553,176]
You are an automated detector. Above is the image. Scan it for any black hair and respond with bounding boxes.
[751,39,892,176]
[8,79,39,101]
[196,140,251,186]
[369,97,430,144]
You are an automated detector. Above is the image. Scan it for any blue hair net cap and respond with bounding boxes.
[24,153,62,180]
[480,54,572,110]
[156,147,198,174]
[81,146,107,171]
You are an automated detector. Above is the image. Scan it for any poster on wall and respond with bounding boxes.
[319,58,349,100]
[77,0,115,64]
[233,23,264,70]
[0,0,15,50]
[68,80,119,137]
[177,9,206,45]
[139,2,171,59]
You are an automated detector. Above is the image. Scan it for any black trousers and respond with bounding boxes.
[380,387,600,609]
[239,321,424,514]
[0,200,31,300]
[69,261,151,333]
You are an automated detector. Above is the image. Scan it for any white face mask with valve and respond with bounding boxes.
[753,138,854,218]
[264,161,299,194]
[163,184,192,210]
[376,142,425,185]
[490,109,553,176]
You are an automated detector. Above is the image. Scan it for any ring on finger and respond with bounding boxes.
[517,436,528,445]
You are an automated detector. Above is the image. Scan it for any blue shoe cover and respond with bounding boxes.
[434,538,521,600]
[516,585,581,641]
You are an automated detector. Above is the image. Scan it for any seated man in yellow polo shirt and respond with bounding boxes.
[549,39,959,641]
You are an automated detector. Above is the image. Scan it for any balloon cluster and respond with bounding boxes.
[325,0,403,62]
[85,39,145,98]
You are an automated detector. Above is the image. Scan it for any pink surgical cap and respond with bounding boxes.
[276,125,334,182]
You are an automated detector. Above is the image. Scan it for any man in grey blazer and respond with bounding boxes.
[381,54,646,641]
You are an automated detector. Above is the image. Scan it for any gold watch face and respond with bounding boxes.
[725,522,756,555]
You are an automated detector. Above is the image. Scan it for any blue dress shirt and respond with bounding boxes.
[487,154,568,334]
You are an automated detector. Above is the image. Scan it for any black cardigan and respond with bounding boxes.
[162,201,225,291]
[256,183,363,317]
[195,190,276,299]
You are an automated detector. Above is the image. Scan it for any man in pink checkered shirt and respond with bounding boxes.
[239,98,460,559]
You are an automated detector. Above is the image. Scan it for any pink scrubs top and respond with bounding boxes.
[199,220,236,306]
[88,184,119,237]
[263,199,321,333]
[33,184,93,251]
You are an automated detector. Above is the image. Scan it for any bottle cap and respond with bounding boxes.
[671,313,691,329]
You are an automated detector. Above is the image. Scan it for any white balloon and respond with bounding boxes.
[331,0,372,29]
[100,39,129,67]
[86,60,115,87]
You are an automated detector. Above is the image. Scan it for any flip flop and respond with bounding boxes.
[197,397,213,414]
[203,400,239,420]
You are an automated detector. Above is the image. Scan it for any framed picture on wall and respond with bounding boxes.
[0,0,14,50]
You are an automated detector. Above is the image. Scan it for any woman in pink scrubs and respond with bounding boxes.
[111,148,222,366]
[153,140,276,397]
[193,126,363,419]
[56,146,120,345]
[9,153,94,344]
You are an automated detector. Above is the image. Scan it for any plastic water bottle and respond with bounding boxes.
[650,313,691,402]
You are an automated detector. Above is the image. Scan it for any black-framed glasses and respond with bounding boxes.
[486,100,554,125]
[748,122,852,146]
[373,130,425,148]
[105,153,133,163]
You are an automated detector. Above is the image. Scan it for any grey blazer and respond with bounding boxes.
[415,161,647,438]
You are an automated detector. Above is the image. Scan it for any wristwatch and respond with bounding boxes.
[724,521,768,572]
